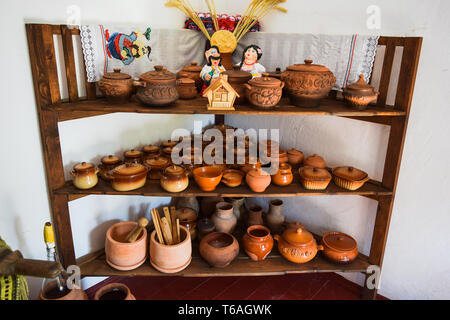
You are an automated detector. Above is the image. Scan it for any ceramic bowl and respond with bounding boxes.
[199,232,239,268]
[193,166,223,191]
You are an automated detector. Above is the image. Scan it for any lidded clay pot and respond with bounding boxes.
[298,166,332,190]
[99,155,122,181]
[124,149,143,164]
[287,148,304,166]
[281,60,336,108]
[160,165,189,193]
[343,74,380,110]
[93,283,136,300]
[134,66,179,106]
[98,68,133,103]
[321,232,358,264]
[244,73,284,108]
[108,163,148,191]
[274,226,323,264]
[223,65,252,105]
[176,78,197,100]
[246,168,271,193]
[142,145,160,160]
[199,232,239,268]
[71,162,99,190]
[303,154,326,169]
[177,62,203,93]
[271,163,293,187]
[332,166,369,191]
[242,225,274,261]
[145,156,170,180]
[212,202,237,234]
[176,207,198,240]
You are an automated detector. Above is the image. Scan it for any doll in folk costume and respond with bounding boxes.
[200,46,226,92]
[239,44,266,78]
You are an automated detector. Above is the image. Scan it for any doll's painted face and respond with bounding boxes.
[245,47,258,63]
[210,55,220,67]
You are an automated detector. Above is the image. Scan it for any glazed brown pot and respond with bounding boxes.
[287,148,304,166]
[124,149,144,164]
[98,68,133,103]
[105,221,147,271]
[199,232,239,268]
[212,202,237,234]
[160,165,189,193]
[271,163,293,187]
[303,154,326,169]
[99,155,122,181]
[107,163,148,191]
[274,226,323,264]
[223,66,252,105]
[221,169,245,187]
[142,145,160,160]
[298,166,332,190]
[242,225,274,261]
[281,60,336,108]
[177,78,198,99]
[244,74,284,108]
[144,156,170,180]
[343,74,380,110]
[332,166,369,191]
[177,62,203,93]
[193,166,223,192]
[321,232,358,264]
[246,205,264,227]
[71,162,99,190]
[134,66,179,106]
[246,169,271,193]
[176,207,198,240]
[94,283,136,300]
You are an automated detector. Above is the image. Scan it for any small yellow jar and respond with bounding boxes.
[71,162,99,189]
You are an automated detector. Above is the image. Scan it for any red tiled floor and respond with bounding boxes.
[276,274,330,300]
[182,277,239,300]
[311,279,361,300]
[213,276,271,300]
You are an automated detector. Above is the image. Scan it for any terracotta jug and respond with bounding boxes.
[242,225,274,261]
[246,205,264,227]
[212,202,237,234]
[226,197,245,221]
[93,283,136,300]
[266,199,285,234]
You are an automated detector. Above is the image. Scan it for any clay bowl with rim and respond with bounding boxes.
[107,163,148,191]
[93,283,136,300]
[199,232,239,268]
[221,169,245,187]
[105,221,147,271]
[193,166,223,192]
[150,225,192,274]
[242,225,274,261]
[321,231,358,264]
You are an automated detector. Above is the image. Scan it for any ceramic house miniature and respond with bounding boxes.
[202,74,239,111]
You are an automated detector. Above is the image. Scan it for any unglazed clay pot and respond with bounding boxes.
[298,166,332,190]
[199,232,239,268]
[221,169,245,187]
[107,163,148,191]
[134,66,179,106]
[223,65,252,105]
[226,197,245,221]
[244,74,284,108]
[177,62,203,93]
[176,207,198,240]
[321,232,358,264]
[144,156,170,180]
[343,74,379,110]
[212,202,237,234]
[160,165,189,193]
[99,155,122,181]
[266,199,285,234]
[71,162,99,190]
[303,154,327,169]
[124,149,144,164]
[98,68,133,103]
[246,205,264,227]
[271,163,293,187]
[287,148,304,166]
[176,78,197,99]
[242,225,274,261]
[39,281,88,300]
[246,169,271,192]
[105,221,147,271]
[281,60,336,108]
[274,226,324,264]
[332,166,369,191]
[150,225,192,273]
[193,166,223,192]
[94,283,136,300]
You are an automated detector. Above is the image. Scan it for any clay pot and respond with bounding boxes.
[177,78,197,99]
[281,60,336,108]
[193,166,223,192]
[271,163,293,187]
[94,283,136,300]
[242,225,274,261]
[244,74,284,108]
[267,199,285,234]
[105,221,147,271]
[150,225,192,273]
[274,226,324,264]
[134,66,179,106]
[197,217,216,240]
[144,156,170,180]
[124,149,143,164]
[246,205,264,227]
[199,232,239,268]
[176,196,199,213]
[160,165,189,193]
[177,62,203,93]
[246,169,271,193]
[298,166,332,190]
[98,68,133,103]
[162,140,180,148]
[287,148,304,166]
[226,197,246,221]
[223,65,252,105]
[71,162,99,190]
[321,232,358,264]
[107,163,148,191]
[303,154,327,169]
[176,207,198,240]
[343,75,380,110]
[142,145,160,160]
[239,159,261,174]
[200,196,224,217]
[212,202,237,234]
[221,169,245,187]
[39,281,88,300]
[332,166,369,191]
[99,155,122,181]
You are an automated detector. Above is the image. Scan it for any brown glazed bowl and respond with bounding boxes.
[221,169,245,187]
[223,65,252,105]
[134,66,179,106]
[332,166,369,191]
[298,166,332,190]
[343,75,380,110]
[199,232,239,268]
[193,166,223,192]
[107,163,148,191]
[98,68,133,103]
[244,74,284,108]
[242,225,274,261]
[176,78,197,99]
[99,155,122,181]
[177,62,203,93]
[281,60,336,108]
[321,232,358,264]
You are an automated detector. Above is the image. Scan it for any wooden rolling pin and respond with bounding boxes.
[125,217,149,243]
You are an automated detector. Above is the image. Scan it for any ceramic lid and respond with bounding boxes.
[143,145,160,153]
[322,232,357,252]
[74,162,95,172]
[101,155,121,165]
[103,68,131,80]
[286,60,331,73]
[177,78,195,85]
[344,75,376,94]
[247,168,270,178]
[223,66,252,80]
[304,154,326,168]
[283,227,314,247]
[164,165,185,176]
[162,140,179,148]
[182,62,202,72]
[140,65,176,81]
[277,163,292,172]
[113,163,147,176]
[145,156,170,168]
[287,148,303,156]
[249,73,282,87]
[299,166,331,181]
[332,166,368,182]
[124,149,142,158]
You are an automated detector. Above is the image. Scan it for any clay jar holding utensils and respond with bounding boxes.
[71,162,99,190]
[199,232,239,268]
[242,225,274,261]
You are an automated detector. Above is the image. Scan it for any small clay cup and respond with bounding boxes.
[199,232,239,268]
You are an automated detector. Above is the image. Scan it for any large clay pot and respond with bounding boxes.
[223,65,252,105]
[93,283,136,300]
[105,221,147,271]
[212,202,237,233]
[246,205,264,227]
[107,163,149,192]
[97,68,133,103]
[39,281,88,300]
[242,225,274,261]
[321,232,358,264]
[244,74,284,108]
[134,66,179,106]
[266,199,285,234]
[281,60,336,108]
[274,226,323,264]
[177,62,203,93]
[199,232,239,268]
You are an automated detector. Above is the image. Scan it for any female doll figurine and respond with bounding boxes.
[239,44,266,78]
[200,46,226,92]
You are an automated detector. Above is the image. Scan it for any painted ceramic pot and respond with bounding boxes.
[303,154,327,169]
[246,205,264,227]
[274,226,324,264]
[93,283,136,300]
[244,74,284,108]
[199,232,239,268]
[343,75,380,110]
[142,145,160,160]
[39,281,88,300]
[271,163,293,187]
[160,165,189,193]
[177,62,203,93]
[212,202,237,234]
[246,169,271,192]
[99,155,122,181]
[221,169,245,187]
[298,166,332,190]
[242,225,274,261]
[107,163,148,191]
[287,148,304,166]
[98,68,133,103]
[105,221,147,271]
[266,199,285,234]
[193,166,223,191]
[223,65,252,105]
[177,78,197,99]
[144,156,170,180]
[124,149,144,164]
[134,66,179,106]
[176,207,198,240]
[150,225,192,273]
[332,166,369,191]
[71,162,99,190]
[321,232,358,264]
[281,60,336,108]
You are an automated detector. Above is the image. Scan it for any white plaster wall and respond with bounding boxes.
[0,0,449,300]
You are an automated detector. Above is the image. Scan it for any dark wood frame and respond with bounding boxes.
[25,24,422,300]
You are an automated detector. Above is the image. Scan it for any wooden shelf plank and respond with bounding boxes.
[55,176,392,199]
[45,97,406,122]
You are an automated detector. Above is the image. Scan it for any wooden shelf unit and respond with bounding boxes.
[26,24,422,300]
